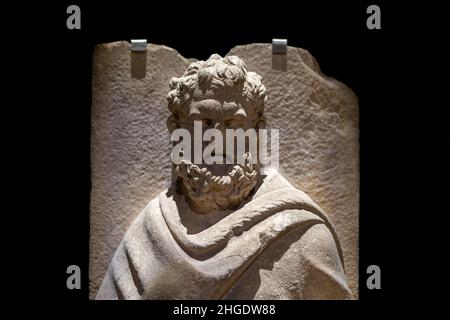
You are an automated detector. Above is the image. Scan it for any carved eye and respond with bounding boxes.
[202,119,213,127]
[225,119,242,128]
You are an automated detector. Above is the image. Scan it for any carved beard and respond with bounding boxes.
[175,153,259,214]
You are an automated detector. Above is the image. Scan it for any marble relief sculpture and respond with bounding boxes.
[95,54,352,300]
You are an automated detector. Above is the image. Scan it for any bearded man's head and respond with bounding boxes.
[167,54,267,214]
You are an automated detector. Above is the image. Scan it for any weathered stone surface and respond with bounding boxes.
[228,44,359,298]
[89,42,192,298]
[89,42,359,298]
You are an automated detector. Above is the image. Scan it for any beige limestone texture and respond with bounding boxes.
[89,42,359,298]
[89,42,192,298]
[96,168,352,299]
[228,44,359,298]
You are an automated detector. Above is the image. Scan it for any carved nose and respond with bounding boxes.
[214,122,224,131]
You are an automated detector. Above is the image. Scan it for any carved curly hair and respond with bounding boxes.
[167,54,267,131]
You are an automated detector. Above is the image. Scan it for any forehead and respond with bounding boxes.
[189,88,246,117]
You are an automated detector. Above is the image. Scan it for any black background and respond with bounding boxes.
[16,0,438,316]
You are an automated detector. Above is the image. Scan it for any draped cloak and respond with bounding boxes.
[96,169,352,299]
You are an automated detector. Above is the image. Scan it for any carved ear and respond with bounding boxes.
[167,115,179,133]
